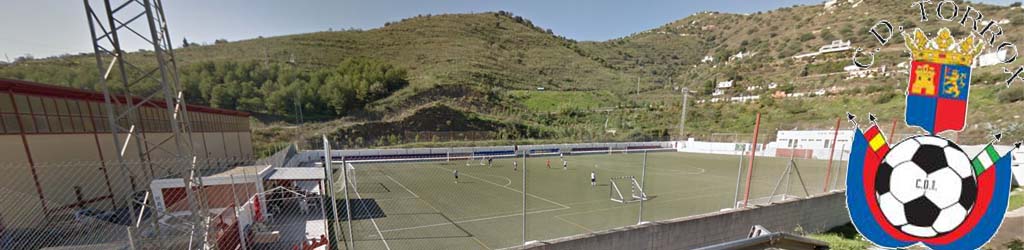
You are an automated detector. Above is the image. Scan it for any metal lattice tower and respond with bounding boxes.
[82,0,206,248]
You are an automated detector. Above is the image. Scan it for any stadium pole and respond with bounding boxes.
[742,113,761,207]
[823,117,841,192]
[522,152,527,247]
[638,150,648,224]
[732,151,745,208]
[832,143,847,191]
[323,136,351,250]
[889,119,897,139]
[679,87,689,139]
[341,157,354,250]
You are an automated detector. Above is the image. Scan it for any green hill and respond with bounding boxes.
[4,1,1024,153]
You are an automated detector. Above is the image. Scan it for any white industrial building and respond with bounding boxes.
[767,130,854,159]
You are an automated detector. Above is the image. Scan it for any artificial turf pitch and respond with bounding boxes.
[334,151,847,250]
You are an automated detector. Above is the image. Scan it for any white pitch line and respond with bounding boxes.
[385,175,419,198]
[380,206,569,233]
[594,163,705,176]
[434,166,570,209]
[350,180,392,250]
[476,173,513,187]
[381,187,730,234]
[554,190,725,219]
[384,173,494,249]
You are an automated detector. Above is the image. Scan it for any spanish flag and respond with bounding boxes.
[863,125,889,157]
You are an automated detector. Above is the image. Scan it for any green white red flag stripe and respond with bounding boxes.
[970,144,1000,175]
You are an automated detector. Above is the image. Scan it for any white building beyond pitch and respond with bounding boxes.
[676,130,1023,185]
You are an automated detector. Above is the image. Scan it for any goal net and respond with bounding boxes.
[609,176,647,203]
[465,153,489,166]
[337,162,358,192]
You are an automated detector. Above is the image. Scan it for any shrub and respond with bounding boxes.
[799,33,816,42]
[874,91,898,104]
[997,84,1024,103]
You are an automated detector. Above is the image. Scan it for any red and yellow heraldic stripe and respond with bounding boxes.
[863,125,889,157]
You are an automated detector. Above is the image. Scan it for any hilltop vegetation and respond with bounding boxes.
[4,1,1024,152]
[178,58,408,118]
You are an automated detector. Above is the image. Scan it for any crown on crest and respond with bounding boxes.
[903,28,985,66]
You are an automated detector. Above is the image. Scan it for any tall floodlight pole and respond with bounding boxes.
[679,87,689,139]
[732,151,745,209]
[323,136,352,249]
[637,150,648,224]
[522,152,527,247]
[83,0,202,248]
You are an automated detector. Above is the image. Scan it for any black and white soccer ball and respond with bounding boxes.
[875,135,977,238]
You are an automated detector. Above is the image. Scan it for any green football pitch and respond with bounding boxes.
[333,151,847,250]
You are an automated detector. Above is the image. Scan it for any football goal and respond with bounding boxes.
[609,176,647,203]
[340,162,358,192]
[465,153,488,166]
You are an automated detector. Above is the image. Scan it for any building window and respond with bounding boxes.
[824,139,831,149]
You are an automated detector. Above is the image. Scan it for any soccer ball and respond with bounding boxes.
[874,135,977,238]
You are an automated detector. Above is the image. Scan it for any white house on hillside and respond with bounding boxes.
[792,40,852,59]
[712,89,725,96]
[844,65,886,78]
[717,80,734,89]
[702,55,715,63]
[818,40,852,54]
[975,50,1008,68]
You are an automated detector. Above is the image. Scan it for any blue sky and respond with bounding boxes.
[0,0,1019,61]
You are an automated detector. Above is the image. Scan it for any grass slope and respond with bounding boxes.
[4,1,1024,150]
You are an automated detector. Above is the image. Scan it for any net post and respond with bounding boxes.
[831,143,847,191]
[521,152,527,247]
[732,151,745,209]
[823,117,841,192]
[889,118,898,141]
[742,112,761,208]
[637,150,647,224]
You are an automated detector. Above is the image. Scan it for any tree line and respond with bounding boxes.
[177,58,408,118]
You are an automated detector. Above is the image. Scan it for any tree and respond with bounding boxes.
[798,33,816,42]
[210,83,239,109]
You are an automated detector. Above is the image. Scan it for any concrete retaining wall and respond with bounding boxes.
[293,141,678,164]
[518,191,849,250]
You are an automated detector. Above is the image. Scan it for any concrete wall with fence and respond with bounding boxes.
[517,191,849,250]
[291,141,678,164]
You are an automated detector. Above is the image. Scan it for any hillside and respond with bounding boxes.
[4,1,1024,153]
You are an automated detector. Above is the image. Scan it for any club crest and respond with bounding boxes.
[845,1,1020,249]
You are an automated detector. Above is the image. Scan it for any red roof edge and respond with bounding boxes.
[0,78,250,117]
